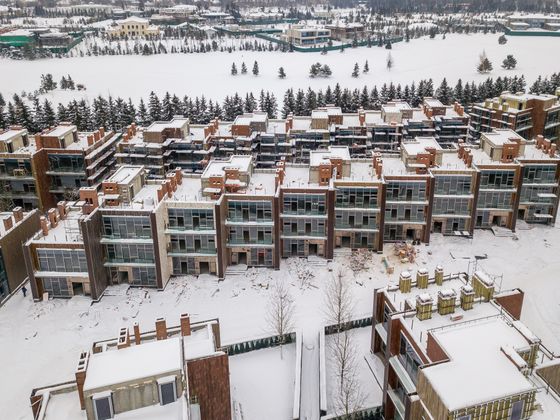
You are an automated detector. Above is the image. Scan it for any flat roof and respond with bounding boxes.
[482,129,525,146]
[83,337,182,392]
[0,128,26,142]
[201,155,252,179]
[146,118,189,133]
[43,125,76,138]
[309,146,351,167]
[423,318,536,411]
[424,98,445,108]
[107,165,144,185]
[402,137,443,156]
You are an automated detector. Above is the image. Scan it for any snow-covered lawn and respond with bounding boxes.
[1,224,560,419]
[325,327,383,415]
[230,345,296,420]
[2,33,560,106]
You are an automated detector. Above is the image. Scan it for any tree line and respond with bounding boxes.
[1,72,559,133]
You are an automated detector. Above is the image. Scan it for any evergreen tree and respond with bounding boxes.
[244,93,257,113]
[0,94,5,107]
[454,79,464,104]
[498,34,507,45]
[231,62,238,75]
[252,61,259,76]
[278,67,286,79]
[0,106,6,130]
[363,60,369,73]
[241,62,247,74]
[502,54,517,70]
[305,88,317,114]
[321,64,332,77]
[137,99,149,126]
[148,91,162,121]
[477,51,493,74]
[294,89,306,115]
[351,63,360,78]
[162,92,174,120]
[435,78,453,105]
[386,53,394,71]
[282,89,295,118]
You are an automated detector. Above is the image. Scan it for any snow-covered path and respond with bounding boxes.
[300,328,320,420]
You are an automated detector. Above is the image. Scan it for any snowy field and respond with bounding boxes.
[2,224,560,419]
[2,33,560,106]
[230,345,296,420]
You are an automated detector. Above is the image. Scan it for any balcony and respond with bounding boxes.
[104,257,154,266]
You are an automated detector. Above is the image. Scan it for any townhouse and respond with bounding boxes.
[371,267,560,420]
[469,92,560,143]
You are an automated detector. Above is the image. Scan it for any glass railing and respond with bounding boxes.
[105,257,154,264]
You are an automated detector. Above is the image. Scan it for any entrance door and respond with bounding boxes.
[361,236,368,247]
[434,221,443,233]
[291,243,298,255]
[118,270,129,284]
[492,215,502,226]
[72,282,84,296]
[199,261,210,274]
[237,252,247,265]
[309,243,318,255]
[341,236,351,247]
[406,229,415,240]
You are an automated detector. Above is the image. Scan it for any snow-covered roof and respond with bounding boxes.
[201,155,252,179]
[83,337,182,391]
[118,17,149,24]
[43,124,76,138]
[423,317,536,411]
[309,146,350,167]
[0,128,26,142]
[107,165,144,185]
[402,137,443,156]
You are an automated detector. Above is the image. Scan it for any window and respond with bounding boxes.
[511,400,524,420]
[93,393,113,420]
[458,416,471,420]
[398,332,423,384]
[158,377,177,406]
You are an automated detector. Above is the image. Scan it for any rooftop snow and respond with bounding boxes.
[83,337,182,392]
[0,128,26,142]
[402,137,443,156]
[423,317,536,411]
[183,322,219,361]
[43,125,76,138]
[107,165,144,185]
[309,146,351,167]
[201,155,252,179]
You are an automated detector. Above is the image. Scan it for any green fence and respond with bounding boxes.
[322,406,384,420]
[223,331,296,355]
[255,33,403,52]
[324,316,373,335]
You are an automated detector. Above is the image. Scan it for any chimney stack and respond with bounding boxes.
[180,313,191,337]
[133,322,141,345]
[435,265,444,285]
[40,216,49,236]
[117,327,130,349]
[2,216,13,232]
[57,201,67,220]
[75,351,89,410]
[87,135,94,146]
[155,318,167,340]
[437,289,457,315]
[417,268,429,289]
[47,208,58,228]
[398,271,412,293]
[12,206,23,223]
[550,143,557,157]
[460,285,475,311]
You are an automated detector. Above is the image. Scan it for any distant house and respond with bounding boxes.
[106,17,160,37]
[283,24,331,46]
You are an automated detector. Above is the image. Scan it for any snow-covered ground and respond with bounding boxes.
[2,33,560,106]
[230,344,296,420]
[325,327,384,414]
[1,224,560,419]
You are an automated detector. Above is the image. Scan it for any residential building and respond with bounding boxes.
[283,24,331,46]
[371,267,560,420]
[325,22,366,40]
[30,315,232,420]
[106,17,160,37]
[469,92,560,143]
[36,124,121,203]
[0,207,40,300]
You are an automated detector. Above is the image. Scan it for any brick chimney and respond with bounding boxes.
[358,107,365,125]
[180,313,191,337]
[40,216,48,236]
[57,201,67,220]
[2,216,13,231]
[75,351,89,410]
[99,127,105,137]
[165,179,173,198]
[87,135,94,146]
[117,327,130,349]
[133,322,141,345]
[79,187,99,214]
[155,318,167,340]
[47,208,57,228]
[12,206,23,223]
[550,143,557,157]
[166,173,177,192]
[175,167,183,185]
[157,185,166,203]
[93,130,100,142]
[536,134,544,149]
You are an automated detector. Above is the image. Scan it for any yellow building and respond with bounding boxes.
[107,17,160,37]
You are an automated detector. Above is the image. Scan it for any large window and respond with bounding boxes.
[103,216,152,239]
[93,393,113,420]
[282,193,326,216]
[131,267,156,287]
[42,277,70,297]
[158,379,177,406]
[105,243,154,264]
[335,187,378,209]
[168,208,214,230]
[434,175,472,195]
[227,200,273,222]
[479,170,515,189]
[386,181,427,202]
[37,249,87,272]
[398,333,423,384]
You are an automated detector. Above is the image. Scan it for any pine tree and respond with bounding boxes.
[241,62,247,74]
[162,92,174,120]
[363,60,369,73]
[322,64,332,77]
[305,88,317,114]
[502,55,517,70]
[278,67,286,79]
[252,61,259,76]
[137,99,149,126]
[231,62,238,75]
[477,51,493,74]
[351,63,360,78]
[498,34,507,45]
[0,106,6,130]
[282,89,295,118]
[294,89,306,115]
[435,78,453,105]
[244,93,257,113]
[148,91,162,121]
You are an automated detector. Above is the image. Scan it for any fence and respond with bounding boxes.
[223,331,297,355]
[321,405,384,420]
[324,316,373,335]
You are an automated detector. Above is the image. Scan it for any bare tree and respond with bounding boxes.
[330,330,367,416]
[266,279,295,359]
[324,270,355,333]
